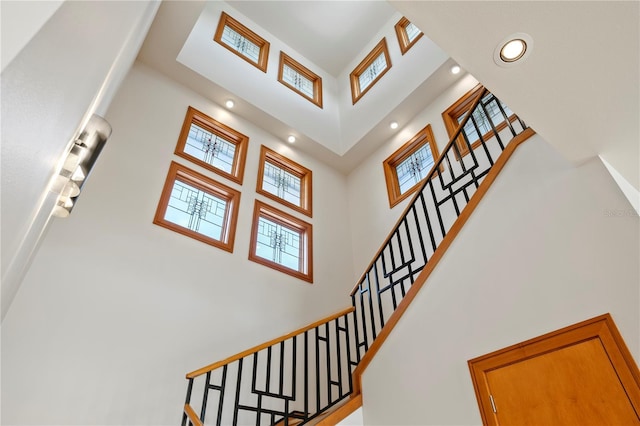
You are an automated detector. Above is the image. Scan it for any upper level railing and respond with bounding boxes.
[182,86,531,425]
[182,307,356,426]
[349,87,529,363]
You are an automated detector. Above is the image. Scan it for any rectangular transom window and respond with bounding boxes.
[256,145,312,217]
[154,162,240,252]
[214,12,270,72]
[442,85,516,157]
[394,17,424,54]
[175,106,249,185]
[349,38,392,104]
[278,52,323,108]
[249,200,313,283]
[383,124,440,208]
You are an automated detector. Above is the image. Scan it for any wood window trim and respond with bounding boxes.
[442,84,517,157]
[383,124,440,208]
[256,145,313,217]
[153,161,241,252]
[349,38,392,104]
[249,200,313,283]
[468,313,640,426]
[278,51,323,108]
[394,17,423,55]
[174,106,249,185]
[214,11,270,73]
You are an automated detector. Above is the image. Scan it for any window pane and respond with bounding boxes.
[395,143,435,194]
[221,25,260,62]
[184,123,236,174]
[405,22,421,43]
[358,52,387,91]
[262,162,302,207]
[282,64,314,98]
[457,96,513,142]
[255,216,301,271]
[164,179,227,241]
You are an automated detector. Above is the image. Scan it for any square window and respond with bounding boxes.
[278,52,323,108]
[349,38,392,104]
[175,106,249,185]
[442,85,516,157]
[154,162,240,252]
[214,12,270,72]
[383,124,440,208]
[256,145,312,217]
[394,17,424,54]
[249,200,313,283]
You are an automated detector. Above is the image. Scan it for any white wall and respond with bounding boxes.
[1,0,160,319]
[1,62,355,425]
[360,135,640,425]
[0,0,63,71]
[346,73,479,278]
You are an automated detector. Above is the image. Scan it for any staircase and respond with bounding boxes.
[181,87,534,426]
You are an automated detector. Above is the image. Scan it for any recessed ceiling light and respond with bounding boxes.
[494,33,533,67]
[287,135,296,143]
[450,65,461,74]
[225,100,235,108]
[500,39,526,62]
[390,121,398,129]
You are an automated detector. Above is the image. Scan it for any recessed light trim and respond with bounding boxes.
[493,33,533,68]
[390,121,399,129]
[450,65,461,74]
[500,39,526,62]
[287,135,296,143]
[225,100,235,108]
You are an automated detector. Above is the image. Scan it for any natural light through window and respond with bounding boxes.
[278,52,323,108]
[249,200,313,282]
[154,162,240,252]
[214,12,270,72]
[256,145,312,217]
[349,38,391,104]
[395,17,424,54]
[383,124,440,207]
[175,106,249,184]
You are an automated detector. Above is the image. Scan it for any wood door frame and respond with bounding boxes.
[468,313,640,425]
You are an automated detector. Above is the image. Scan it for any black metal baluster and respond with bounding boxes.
[304,331,309,421]
[366,273,377,340]
[252,353,262,426]
[324,322,332,406]
[350,294,362,363]
[372,262,385,329]
[279,341,285,396]
[200,371,212,422]
[216,365,228,426]
[233,359,243,426]
[182,378,194,426]
[334,317,344,398]
[315,326,321,414]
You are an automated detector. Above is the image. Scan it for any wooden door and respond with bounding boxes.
[469,314,640,425]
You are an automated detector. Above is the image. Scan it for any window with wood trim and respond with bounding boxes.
[214,11,270,72]
[442,85,516,157]
[394,17,423,54]
[256,145,312,217]
[278,52,323,108]
[249,200,313,283]
[349,38,392,104]
[383,124,440,208]
[154,161,240,252]
[174,106,249,185]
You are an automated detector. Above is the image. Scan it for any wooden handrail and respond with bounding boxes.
[350,86,487,296]
[351,128,535,394]
[186,306,355,379]
[184,403,203,426]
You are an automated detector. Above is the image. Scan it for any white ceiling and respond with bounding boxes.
[228,1,397,76]
[392,0,639,192]
[138,0,639,192]
[137,0,458,173]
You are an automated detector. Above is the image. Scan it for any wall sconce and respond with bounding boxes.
[52,114,112,218]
